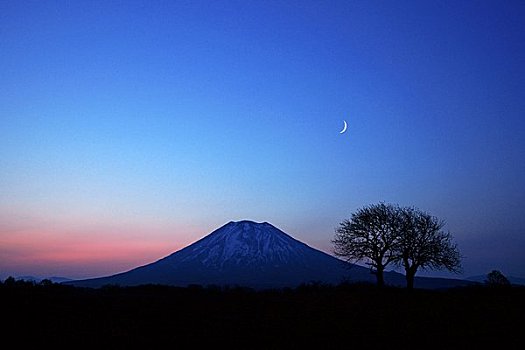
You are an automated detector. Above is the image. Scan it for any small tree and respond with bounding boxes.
[333,203,401,287]
[485,270,510,287]
[40,279,53,286]
[4,276,16,286]
[396,207,461,289]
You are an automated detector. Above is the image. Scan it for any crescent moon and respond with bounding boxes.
[339,120,348,134]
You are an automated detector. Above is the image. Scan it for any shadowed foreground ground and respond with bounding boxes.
[1,281,523,347]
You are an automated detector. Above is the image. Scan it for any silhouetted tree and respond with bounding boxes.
[40,279,53,286]
[395,207,462,289]
[333,203,401,287]
[4,276,16,286]
[485,270,510,287]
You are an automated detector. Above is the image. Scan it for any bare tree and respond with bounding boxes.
[396,207,462,289]
[333,203,401,287]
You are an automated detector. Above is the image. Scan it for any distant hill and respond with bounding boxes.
[15,276,74,283]
[467,274,525,286]
[69,220,473,289]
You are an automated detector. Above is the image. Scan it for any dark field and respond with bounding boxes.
[2,281,523,348]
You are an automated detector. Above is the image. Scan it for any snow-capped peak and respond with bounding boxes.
[173,220,311,269]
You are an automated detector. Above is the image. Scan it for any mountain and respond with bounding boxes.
[69,220,472,289]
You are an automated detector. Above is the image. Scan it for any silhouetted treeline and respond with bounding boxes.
[1,280,523,347]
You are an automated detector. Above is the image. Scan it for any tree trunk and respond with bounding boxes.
[375,266,385,288]
[406,267,417,290]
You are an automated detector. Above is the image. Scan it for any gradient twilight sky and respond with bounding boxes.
[1,1,524,280]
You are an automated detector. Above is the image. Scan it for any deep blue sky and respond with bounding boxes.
[1,0,524,279]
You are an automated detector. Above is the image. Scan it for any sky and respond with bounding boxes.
[1,0,524,280]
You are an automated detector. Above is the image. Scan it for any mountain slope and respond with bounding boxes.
[71,221,375,288]
[69,220,472,289]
